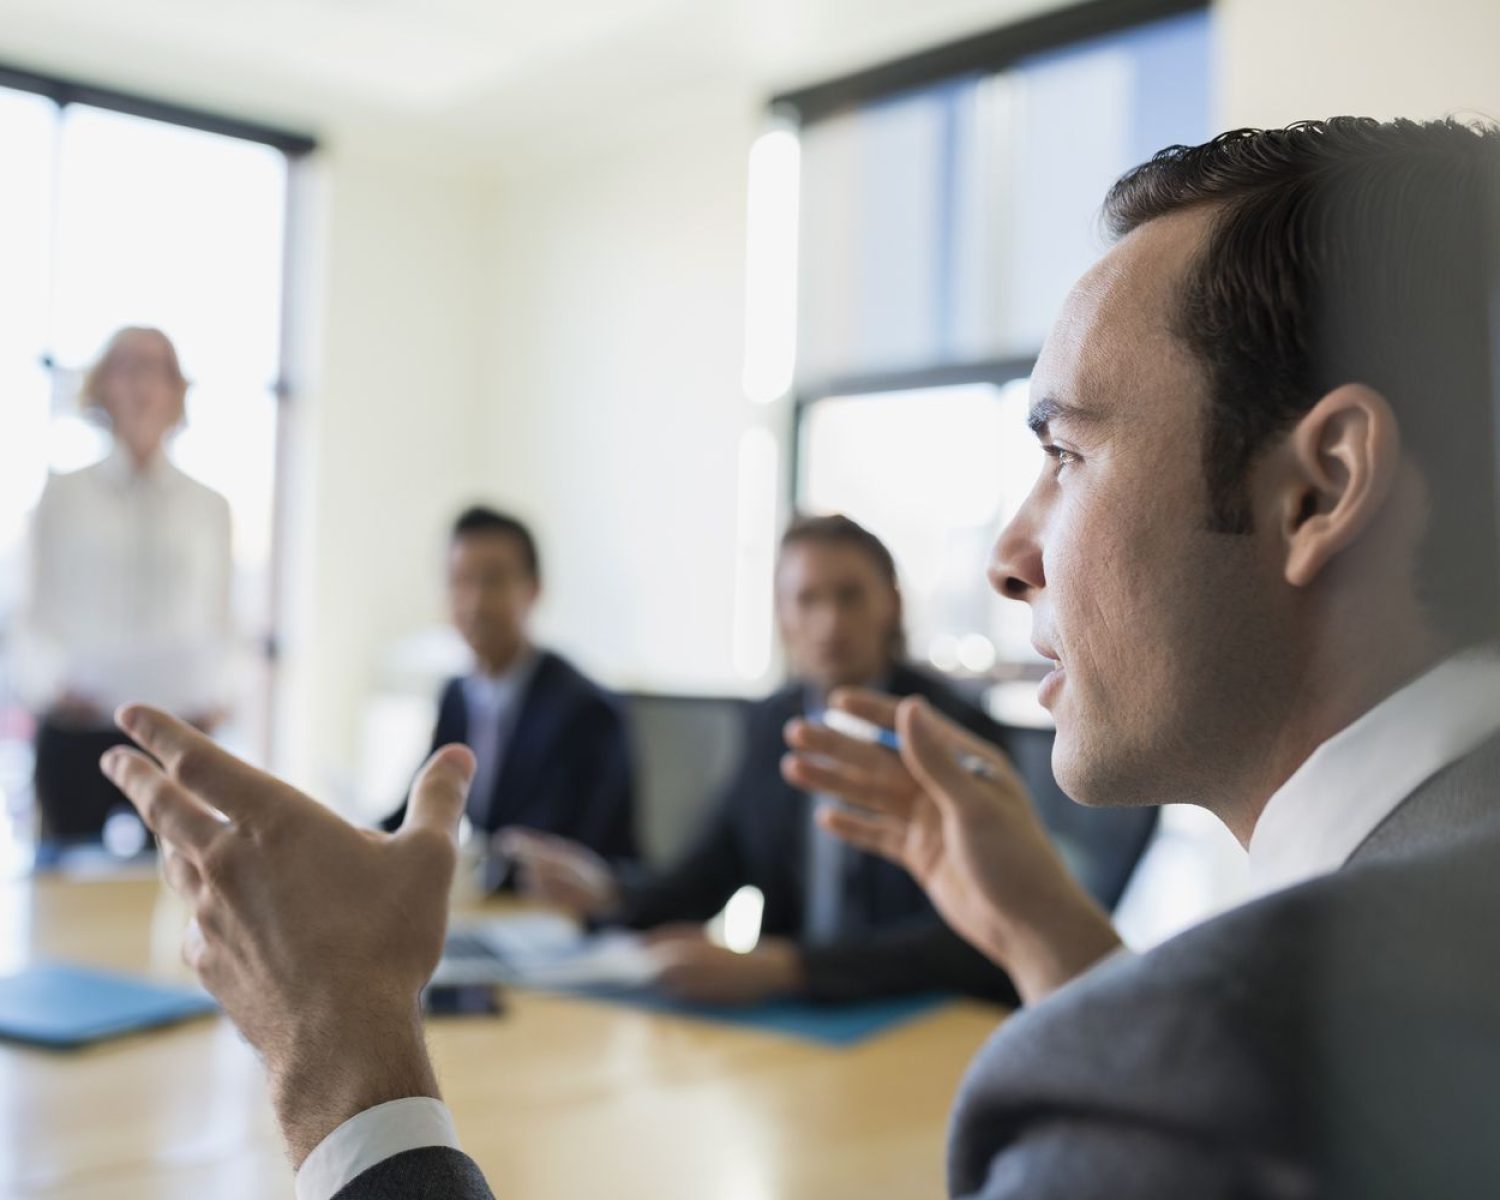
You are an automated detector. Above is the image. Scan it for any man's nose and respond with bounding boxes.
[989,498,1045,602]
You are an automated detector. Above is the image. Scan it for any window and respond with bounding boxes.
[0,72,310,872]
[783,4,1213,697]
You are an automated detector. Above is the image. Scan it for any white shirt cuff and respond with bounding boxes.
[294,1097,460,1200]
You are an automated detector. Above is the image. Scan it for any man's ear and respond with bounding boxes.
[1278,383,1401,588]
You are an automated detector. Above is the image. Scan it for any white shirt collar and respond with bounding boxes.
[464,645,539,699]
[100,443,173,487]
[1247,644,1500,897]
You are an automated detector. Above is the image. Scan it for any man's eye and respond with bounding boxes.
[1042,444,1080,475]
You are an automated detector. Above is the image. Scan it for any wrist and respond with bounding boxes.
[991,889,1122,1006]
[268,997,441,1167]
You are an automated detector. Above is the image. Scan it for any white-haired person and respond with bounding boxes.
[16,326,233,849]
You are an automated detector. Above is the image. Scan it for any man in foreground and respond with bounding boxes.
[103,117,1500,1198]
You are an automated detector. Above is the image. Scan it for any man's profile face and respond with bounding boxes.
[990,209,1293,808]
[447,532,538,673]
[776,541,901,694]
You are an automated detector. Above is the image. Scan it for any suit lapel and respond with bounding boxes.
[1350,728,1500,866]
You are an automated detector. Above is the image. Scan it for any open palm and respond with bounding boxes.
[783,690,1120,1004]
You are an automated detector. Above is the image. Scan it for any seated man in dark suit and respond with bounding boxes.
[98,118,1500,1200]
[502,513,1017,1004]
[383,506,636,873]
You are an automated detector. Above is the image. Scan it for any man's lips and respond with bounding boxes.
[1033,640,1064,708]
[1038,662,1065,708]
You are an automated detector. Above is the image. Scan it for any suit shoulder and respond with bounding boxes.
[531,651,626,721]
[744,682,805,728]
[890,663,1003,740]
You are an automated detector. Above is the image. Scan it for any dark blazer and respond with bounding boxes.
[610,662,1019,1004]
[385,650,637,865]
[335,731,1500,1200]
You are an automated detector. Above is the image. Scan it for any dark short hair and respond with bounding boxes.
[779,513,906,657]
[1103,117,1500,646]
[450,505,540,579]
[780,513,898,585]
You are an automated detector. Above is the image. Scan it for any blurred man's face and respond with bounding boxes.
[448,533,538,674]
[990,210,1293,809]
[98,331,184,464]
[776,541,901,694]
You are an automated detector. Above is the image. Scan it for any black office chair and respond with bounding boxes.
[622,690,1154,912]
[999,723,1158,912]
[621,693,749,865]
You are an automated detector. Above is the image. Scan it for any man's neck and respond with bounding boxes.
[1215,636,1454,847]
[475,641,531,679]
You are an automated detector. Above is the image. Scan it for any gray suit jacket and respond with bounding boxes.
[334,734,1500,1200]
[947,730,1500,1199]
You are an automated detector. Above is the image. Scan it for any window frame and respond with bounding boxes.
[775,0,1211,683]
[775,0,1212,494]
[0,62,316,762]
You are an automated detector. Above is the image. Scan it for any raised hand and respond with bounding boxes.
[101,704,475,1165]
[782,689,1120,1005]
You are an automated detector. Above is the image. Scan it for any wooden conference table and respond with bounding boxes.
[2,872,1006,1199]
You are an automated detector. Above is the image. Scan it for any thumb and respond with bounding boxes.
[401,743,476,841]
[896,698,970,808]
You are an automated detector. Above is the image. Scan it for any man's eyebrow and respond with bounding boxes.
[1026,395,1101,438]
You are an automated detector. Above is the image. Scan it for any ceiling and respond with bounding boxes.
[0,0,1060,162]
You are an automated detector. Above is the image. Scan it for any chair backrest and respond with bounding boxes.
[621,692,750,865]
[1000,723,1159,912]
[620,690,1156,910]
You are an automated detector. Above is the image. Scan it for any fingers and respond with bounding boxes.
[101,747,227,853]
[400,744,476,842]
[784,718,899,775]
[182,917,208,972]
[495,827,578,864]
[816,804,907,865]
[827,687,902,729]
[779,752,914,818]
[641,923,706,948]
[115,705,276,819]
[897,698,1022,805]
[160,839,204,899]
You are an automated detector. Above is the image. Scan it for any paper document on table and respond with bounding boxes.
[433,914,658,989]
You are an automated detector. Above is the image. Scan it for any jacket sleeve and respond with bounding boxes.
[799,915,1018,1004]
[332,1147,496,1200]
[542,698,639,863]
[955,1121,1303,1200]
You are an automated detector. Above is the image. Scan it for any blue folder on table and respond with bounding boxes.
[0,963,217,1049]
[556,984,951,1047]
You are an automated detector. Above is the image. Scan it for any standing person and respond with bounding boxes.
[382,506,637,875]
[16,327,232,845]
[501,514,1019,1005]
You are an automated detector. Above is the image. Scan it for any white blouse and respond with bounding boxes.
[14,446,234,718]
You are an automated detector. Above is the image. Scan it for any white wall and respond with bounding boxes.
[1219,0,1500,127]
[481,93,779,697]
[274,146,492,792]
